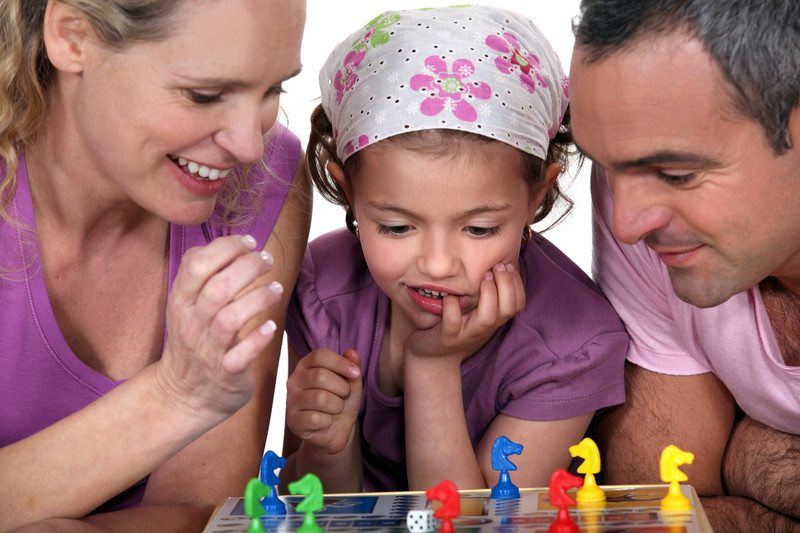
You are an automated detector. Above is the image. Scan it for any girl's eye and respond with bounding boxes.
[377,224,411,236]
[187,90,222,105]
[655,170,695,185]
[466,226,501,237]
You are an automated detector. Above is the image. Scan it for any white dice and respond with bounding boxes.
[406,509,435,532]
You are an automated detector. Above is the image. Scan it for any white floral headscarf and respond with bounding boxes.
[319,5,569,163]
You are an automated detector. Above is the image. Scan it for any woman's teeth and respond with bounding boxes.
[417,287,448,299]
[170,155,231,181]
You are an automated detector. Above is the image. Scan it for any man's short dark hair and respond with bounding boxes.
[573,0,800,154]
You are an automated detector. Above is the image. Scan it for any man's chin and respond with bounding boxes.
[668,270,739,309]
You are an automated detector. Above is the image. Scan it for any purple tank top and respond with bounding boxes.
[287,228,628,491]
[0,126,300,512]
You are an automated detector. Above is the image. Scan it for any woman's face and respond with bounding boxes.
[63,0,305,224]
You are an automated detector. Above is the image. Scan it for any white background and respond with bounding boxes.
[266,0,586,454]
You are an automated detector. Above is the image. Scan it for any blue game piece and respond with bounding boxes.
[259,450,287,514]
[490,435,523,500]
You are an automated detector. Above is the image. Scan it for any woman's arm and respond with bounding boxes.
[0,160,312,531]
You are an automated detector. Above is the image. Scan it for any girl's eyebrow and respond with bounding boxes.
[366,201,510,219]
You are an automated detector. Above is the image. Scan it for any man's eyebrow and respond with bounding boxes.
[612,151,723,171]
[175,65,303,89]
[572,139,721,171]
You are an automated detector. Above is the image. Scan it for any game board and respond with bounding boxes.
[203,484,713,532]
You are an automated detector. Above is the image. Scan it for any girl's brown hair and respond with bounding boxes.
[306,103,578,234]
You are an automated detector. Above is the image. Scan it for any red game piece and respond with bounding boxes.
[425,479,460,533]
[548,469,583,533]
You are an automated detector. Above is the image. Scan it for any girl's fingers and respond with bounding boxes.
[171,235,261,309]
[288,410,334,436]
[304,348,361,380]
[474,270,499,329]
[493,263,519,320]
[440,295,463,336]
[294,389,347,415]
[292,365,352,398]
[510,264,526,313]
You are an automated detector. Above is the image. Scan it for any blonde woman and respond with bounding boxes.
[0,0,308,530]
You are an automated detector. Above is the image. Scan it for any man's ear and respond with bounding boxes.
[43,0,94,74]
[326,161,354,205]
[526,162,562,225]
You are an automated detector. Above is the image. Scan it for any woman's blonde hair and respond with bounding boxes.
[0,0,263,228]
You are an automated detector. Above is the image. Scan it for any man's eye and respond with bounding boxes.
[466,226,501,237]
[655,170,695,185]
[187,90,222,105]
[377,224,411,235]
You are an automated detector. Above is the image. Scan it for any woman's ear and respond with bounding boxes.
[326,161,354,205]
[526,163,562,225]
[43,0,93,74]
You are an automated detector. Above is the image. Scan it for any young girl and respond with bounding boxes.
[281,5,627,493]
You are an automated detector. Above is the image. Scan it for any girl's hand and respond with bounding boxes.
[156,235,284,418]
[405,262,525,365]
[286,348,362,456]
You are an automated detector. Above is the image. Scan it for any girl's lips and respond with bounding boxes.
[406,285,470,315]
[168,156,226,197]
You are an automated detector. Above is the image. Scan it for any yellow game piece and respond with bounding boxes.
[568,437,606,503]
[659,444,694,512]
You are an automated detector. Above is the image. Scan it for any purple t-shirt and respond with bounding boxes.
[0,126,300,513]
[286,228,628,491]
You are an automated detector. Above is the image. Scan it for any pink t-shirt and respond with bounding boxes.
[592,166,800,434]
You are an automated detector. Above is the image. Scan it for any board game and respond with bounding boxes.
[203,484,713,532]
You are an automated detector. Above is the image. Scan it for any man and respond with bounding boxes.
[569,1,800,531]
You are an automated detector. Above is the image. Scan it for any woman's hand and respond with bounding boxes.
[156,234,284,418]
[286,348,362,456]
[404,262,525,366]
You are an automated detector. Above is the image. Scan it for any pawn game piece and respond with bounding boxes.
[490,435,523,500]
[259,450,287,514]
[288,473,324,533]
[244,478,271,533]
[548,468,582,533]
[659,444,694,513]
[406,509,435,532]
[569,437,606,504]
[425,479,460,533]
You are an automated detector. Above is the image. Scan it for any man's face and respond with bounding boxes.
[570,33,800,307]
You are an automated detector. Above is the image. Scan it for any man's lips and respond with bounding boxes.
[652,245,705,267]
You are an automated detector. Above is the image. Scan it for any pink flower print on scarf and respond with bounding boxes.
[486,32,548,94]
[334,50,366,104]
[345,134,370,155]
[409,56,492,122]
[562,75,570,99]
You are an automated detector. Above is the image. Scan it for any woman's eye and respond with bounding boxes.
[266,85,286,99]
[187,90,222,105]
[377,224,411,236]
[466,226,501,237]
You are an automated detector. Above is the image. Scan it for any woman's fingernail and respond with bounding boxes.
[259,320,277,335]
[242,235,257,249]
[268,281,284,295]
[506,262,516,273]
[484,271,494,281]
[259,251,273,265]
[494,263,506,272]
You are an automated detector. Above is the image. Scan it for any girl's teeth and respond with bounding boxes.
[178,157,187,166]
[208,168,220,180]
[198,165,210,178]
[187,161,199,173]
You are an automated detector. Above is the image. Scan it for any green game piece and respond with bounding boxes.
[244,478,272,533]
[288,473,324,533]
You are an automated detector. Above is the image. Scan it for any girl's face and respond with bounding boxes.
[349,141,543,331]
[55,0,304,224]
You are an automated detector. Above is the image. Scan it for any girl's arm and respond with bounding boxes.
[476,413,594,487]
[0,159,311,531]
[280,345,364,493]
